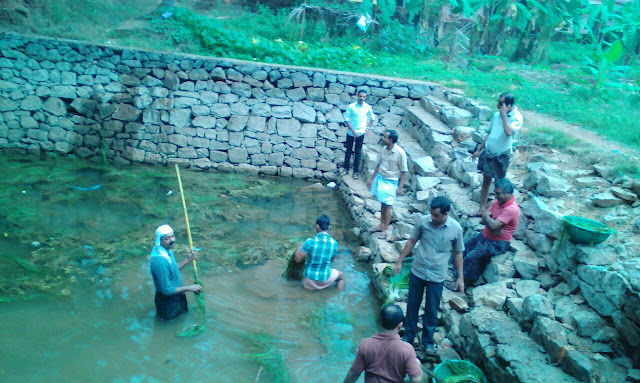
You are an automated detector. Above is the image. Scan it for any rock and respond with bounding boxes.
[471,281,508,310]
[416,176,440,191]
[228,147,248,164]
[20,95,42,111]
[531,316,568,362]
[515,280,541,298]
[113,104,141,121]
[42,97,67,116]
[554,297,578,325]
[537,175,570,197]
[513,250,541,279]
[593,164,616,181]
[574,177,610,188]
[521,294,554,329]
[524,230,553,253]
[521,196,564,238]
[354,246,372,262]
[592,192,623,208]
[292,102,316,123]
[561,349,592,382]
[610,186,637,203]
[452,126,475,142]
[276,119,301,137]
[413,156,437,176]
[571,308,606,338]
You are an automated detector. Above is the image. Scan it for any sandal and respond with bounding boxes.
[377,231,387,240]
[352,173,359,180]
[443,279,458,292]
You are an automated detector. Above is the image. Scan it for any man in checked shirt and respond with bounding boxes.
[295,214,346,291]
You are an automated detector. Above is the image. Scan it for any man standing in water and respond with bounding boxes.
[343,304,423,383]
[150,224,201,320]
[343,89,375,179]
[471,92,523,216]
[295,214,345,290]
[368,129,408,240]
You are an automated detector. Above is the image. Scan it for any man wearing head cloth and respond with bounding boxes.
[149,224,202,320]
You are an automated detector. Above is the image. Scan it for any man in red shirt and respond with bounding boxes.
[344,304,423,383]
[445,178,520,290]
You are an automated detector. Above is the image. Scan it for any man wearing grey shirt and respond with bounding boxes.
[393,196,464,356]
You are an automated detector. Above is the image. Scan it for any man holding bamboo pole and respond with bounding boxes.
[150,224,202,320]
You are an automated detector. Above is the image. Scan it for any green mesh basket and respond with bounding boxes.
[432,360,486,383]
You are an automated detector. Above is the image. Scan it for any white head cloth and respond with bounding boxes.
[152,224,174,263]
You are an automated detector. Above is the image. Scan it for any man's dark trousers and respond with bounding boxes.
[343,134,364,173]
[404,272,444,348]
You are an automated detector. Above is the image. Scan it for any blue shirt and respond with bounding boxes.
[301,232,339,281]
[149,247,183,295]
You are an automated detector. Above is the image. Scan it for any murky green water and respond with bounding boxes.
[0,153,379,382]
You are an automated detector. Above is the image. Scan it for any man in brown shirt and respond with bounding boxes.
[343,304,423,383]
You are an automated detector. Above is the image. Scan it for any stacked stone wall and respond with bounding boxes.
[0,32,440,179]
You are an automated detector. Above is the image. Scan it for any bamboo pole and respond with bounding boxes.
[174,164,198,276]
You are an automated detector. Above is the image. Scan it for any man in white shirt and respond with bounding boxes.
[343,90,375,179]
[471,92,523,216]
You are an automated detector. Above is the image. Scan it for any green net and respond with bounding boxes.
[434,360,486,383]
[239,332,292,383]
[176,268,206,337]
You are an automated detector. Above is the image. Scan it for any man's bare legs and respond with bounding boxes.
[472,174,493,217]
[378,204,392,238]
[336,271,346,290]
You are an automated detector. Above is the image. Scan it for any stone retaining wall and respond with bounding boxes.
[0,32,446,180]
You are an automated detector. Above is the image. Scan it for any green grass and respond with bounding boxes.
[4,2,640,151]
[520,125,580,149]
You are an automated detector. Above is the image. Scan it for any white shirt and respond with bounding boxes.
[344,102,375,136]
[484,107,523,155]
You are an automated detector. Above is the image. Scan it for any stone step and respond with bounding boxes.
[420,95,475,127]
[406,105,452,135]
[450,306,581,383]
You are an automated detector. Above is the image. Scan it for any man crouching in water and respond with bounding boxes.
[295,214,346,291]
[150,224,202,320]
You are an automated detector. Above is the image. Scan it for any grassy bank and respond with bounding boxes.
[2,1,639,150]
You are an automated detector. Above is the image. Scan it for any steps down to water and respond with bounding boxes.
[337,94,586,383]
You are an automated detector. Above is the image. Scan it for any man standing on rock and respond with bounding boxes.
[295,214,346,291]
[343,304,423,383]
[393,196,465,356]
[471,92,523,216]
[368,129,408,240]
[343,89,375,179]
[150,224,202,320]
[445,178,520,290]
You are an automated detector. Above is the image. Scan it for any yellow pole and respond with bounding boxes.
[174,164,198,275]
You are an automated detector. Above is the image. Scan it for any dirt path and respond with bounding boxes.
[522,110,638,158]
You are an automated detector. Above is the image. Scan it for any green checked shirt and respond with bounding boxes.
[301,232,339,282]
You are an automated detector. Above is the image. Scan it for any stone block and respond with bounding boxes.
[472,281,508,310]
[228,147,248,164]
[513,249,541,279]
[515,280,541,298]
[520,294,554,329]
[292,102,316,123]
[591,192,623,208]
[531,316,568,362]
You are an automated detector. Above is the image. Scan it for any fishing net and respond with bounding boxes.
[176,273,206,337]
[238,332,292,383]
[282,250,304,281]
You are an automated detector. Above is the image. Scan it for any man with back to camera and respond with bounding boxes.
[471,92,523,217]
[445,178,520,290]
[343,89,375,180]
[367,129,408,240]
[393,196,464,356]
[295,214,346,291]
[149,224,202,320]
[343,304,423,383]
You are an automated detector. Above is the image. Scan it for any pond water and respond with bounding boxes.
[0,154,380,382]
